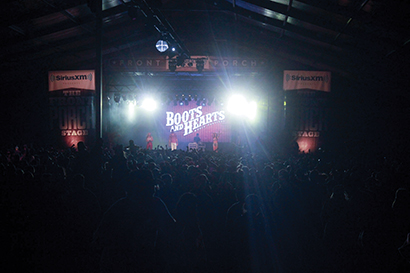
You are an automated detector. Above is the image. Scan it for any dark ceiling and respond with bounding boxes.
[1,0,409,84]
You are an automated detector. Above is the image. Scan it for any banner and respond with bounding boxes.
[48,70,96,148]
[283,70,331,92]
[49,70,95,91]
[108,56,268,72]
[285,90,329,153]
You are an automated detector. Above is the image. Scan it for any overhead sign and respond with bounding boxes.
[49,70,95,92]
[107,56,268,72]
[283,70,331,92]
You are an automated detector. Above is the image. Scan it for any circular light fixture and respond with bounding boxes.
[156,40,169,53]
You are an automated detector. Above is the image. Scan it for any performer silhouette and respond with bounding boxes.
[212,132,220,152]
[146,133,153,150]
[169,130,178,150]
[194,133,201,144]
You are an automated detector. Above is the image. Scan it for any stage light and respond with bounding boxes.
[180,94,187,105]
[169,59,177,72]
[201,98,207,106]
[127,101,137,121]
[228,95,247,114]
[156,39,169,53]
[196,59,204,72]
[228,95,258,120]
[114,93,121,103]
[142,98,157,111]
[128,94,135,101]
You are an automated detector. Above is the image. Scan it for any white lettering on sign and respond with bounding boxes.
[165,106,225,136]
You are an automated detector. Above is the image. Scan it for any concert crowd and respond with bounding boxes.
[1,138,409,272]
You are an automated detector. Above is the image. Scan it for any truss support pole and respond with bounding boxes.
[95,0,103,141]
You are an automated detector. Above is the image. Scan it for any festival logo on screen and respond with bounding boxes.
[163,104,229,143]
[166,105,225,136]
[48,70,96,148]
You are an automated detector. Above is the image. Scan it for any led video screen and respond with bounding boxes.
[107,100,234,149]
[162,103,229,143]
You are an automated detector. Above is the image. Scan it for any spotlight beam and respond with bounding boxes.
[142,98,157,111]
[228,95,257,120]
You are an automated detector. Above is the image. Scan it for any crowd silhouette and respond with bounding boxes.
[1,138,410,272]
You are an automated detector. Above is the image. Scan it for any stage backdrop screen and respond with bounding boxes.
[161,103,229,143]
[107,100,237,149]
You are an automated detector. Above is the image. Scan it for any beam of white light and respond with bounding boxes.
[127,101,136,121]
[228,95,258,121]
[228,95,247,115]
[142,98,157,111]
[247,101,257,120]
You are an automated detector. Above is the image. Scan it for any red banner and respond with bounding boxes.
[48,70,96,148]
[285,90,329,153]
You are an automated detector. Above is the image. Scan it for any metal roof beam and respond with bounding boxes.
[41,0,94,34]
